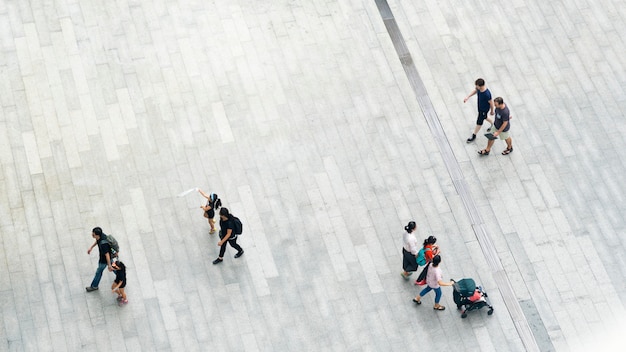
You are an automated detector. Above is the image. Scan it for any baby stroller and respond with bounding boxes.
[452,278,494,318]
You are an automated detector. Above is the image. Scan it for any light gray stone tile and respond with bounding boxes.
[2,0,626,350]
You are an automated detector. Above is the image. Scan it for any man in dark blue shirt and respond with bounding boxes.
[464,78,494,143]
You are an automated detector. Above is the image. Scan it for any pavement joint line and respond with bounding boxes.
[373,0,540,351]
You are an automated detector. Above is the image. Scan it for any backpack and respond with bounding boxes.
[103,234,120,257]
[417,244,434,266]
[211,195,222,210]
[416,247,427,266]
[232,217,243,235]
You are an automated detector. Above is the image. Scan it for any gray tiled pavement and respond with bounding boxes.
[1,0,626,351]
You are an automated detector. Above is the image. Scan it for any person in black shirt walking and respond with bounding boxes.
[86,227,113,292]
[213,208,244,264]
[111,261,128,305]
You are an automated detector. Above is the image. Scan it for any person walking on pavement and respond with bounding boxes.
[86,227,113,292]
[414,235,440,285]
[111,260,128,305]
[213,208,244,264]
[422,236,440,262]
[198,189,222,234]
[464,78,494,143]
[413,255,454,310]
[401,221,419,279]
[478,97,513,155]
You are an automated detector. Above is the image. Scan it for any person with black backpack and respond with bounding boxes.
[86,227,113,292]
[212,207,244,264]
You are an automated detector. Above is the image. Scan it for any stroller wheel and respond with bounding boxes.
[461,313,467,318]
[488,308,494,315]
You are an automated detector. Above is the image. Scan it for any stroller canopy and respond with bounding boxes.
[454,278,476,297]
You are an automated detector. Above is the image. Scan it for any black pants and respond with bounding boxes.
[402,248,418,272]
[219,236,242,257]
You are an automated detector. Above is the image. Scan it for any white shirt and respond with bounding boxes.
[402,232,418,255]
[427,265,443,288]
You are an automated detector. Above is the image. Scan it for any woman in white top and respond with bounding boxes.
[413,255,454,310]
[401,221,419,279]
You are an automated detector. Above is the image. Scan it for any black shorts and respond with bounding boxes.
[476,111,488,125]
[206,209,215,218]
[115,279,126,288]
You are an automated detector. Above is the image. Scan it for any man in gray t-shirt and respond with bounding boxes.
[478,97,513,156]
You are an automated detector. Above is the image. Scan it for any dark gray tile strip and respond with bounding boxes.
[519,299,557,352]
[373,0,540,351]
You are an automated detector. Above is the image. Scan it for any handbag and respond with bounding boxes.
[415,263,430,286]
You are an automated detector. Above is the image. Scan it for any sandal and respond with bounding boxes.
[413,298,422,305]
[502,148,513,155]
[477,149,490,155]
[433,306,446,310]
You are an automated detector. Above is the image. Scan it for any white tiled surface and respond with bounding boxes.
[1,0,626,351]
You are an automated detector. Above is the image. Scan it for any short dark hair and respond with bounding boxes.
[405,221,416,232]
[432,255,441,266]
[475,78,485,86]
[219,207,230,217]
[92,227,103,237]
[494,97,504,105]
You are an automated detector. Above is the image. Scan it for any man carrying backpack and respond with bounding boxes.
[212,208,244,264]
[86,227,113,292]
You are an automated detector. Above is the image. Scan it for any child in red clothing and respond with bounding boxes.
[415,236,441,285]
[423,235,440,262]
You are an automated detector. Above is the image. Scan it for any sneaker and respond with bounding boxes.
[401,272,409,279]
[117,296,123,301]
[121,299,128,305]
[466,134,476,143]
[209,228,216,234]
[85,286,98,292]
[234,250,244,258]
[212,258,223,264]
